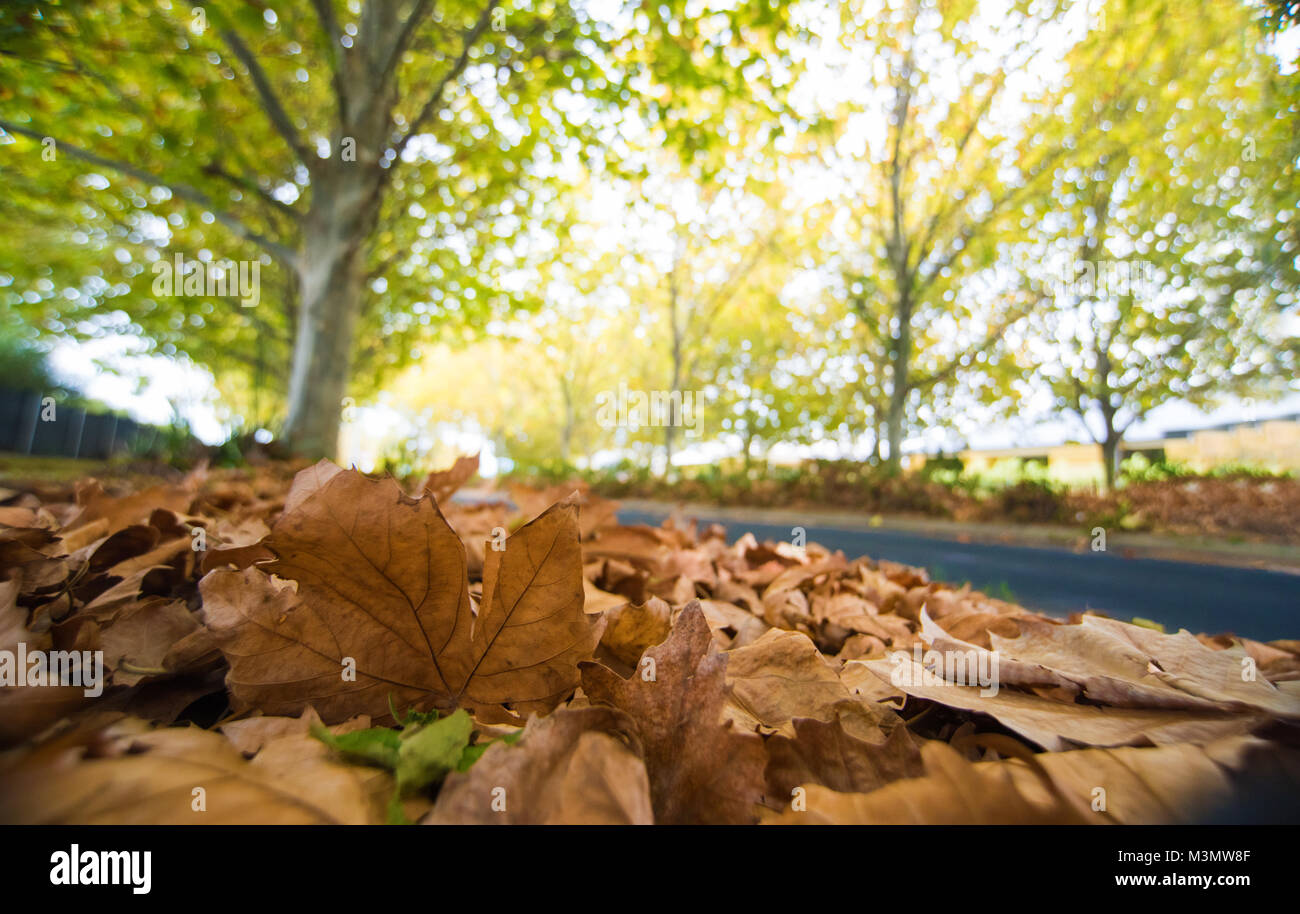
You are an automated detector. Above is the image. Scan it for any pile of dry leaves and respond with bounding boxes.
[1,457,1298,824]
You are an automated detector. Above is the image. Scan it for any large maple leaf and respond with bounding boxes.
[201,467,598,723]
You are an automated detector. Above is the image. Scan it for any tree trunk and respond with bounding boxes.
[281,205,369,457]
[279,4,402,459]
[281,236,365,458]
[868,405,885,466]
[1096,389,1123,492]
[559,377,574,464]
[280,115,390,456]
[663,248,682,478]
[884,390,907,473]
[742,413,755,473]
[1100,435,1122,492]
[884,302,912,474]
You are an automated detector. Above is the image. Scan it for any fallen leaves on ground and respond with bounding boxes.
[0,714,392,824]
[580,602,768,823]
[0,460,1297,824]
[426,706,652,824]
[202,471,596,723]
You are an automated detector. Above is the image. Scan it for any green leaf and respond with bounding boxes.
[394,709,474,794]
[455,741,491,772]
[456,727,524,771]
[388,694,440,728]
[386,791,413,826]
[310,722,402,770]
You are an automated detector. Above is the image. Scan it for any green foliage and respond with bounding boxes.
[1203,463,1295,481]
[1022,0,1299,489]
[0,0,1294,468]
[815,0,1084,466]
[1120,452,1294,483]
[374,437,432,486]
[0,0,804,445]
[918,456,965,480]
[0,330,69,396]
[985,580,1019,604]
[1120,453,1192,483]
[311,723,403,771]
[311,706,522,822]
[392,710,474,795]
[126,413,202,468]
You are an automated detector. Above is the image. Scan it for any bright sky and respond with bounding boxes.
[48,337,230,443]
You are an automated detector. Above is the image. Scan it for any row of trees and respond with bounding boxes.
[393,0,1300,488]
[2,0,801,454]
[2,0,1298,488]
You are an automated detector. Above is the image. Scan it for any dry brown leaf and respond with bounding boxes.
[865,654,1265,750]
[597,596,672,667]
[724,628,897,742]
[763,555,849,599]
[764,716,923,801]
[697,598,770,649]
[581,601,767,824]
[582,524,675,571]
[93,598,206,685]
[1000,736,1300,824]
[427,706,653,824]
[55,518,110,554]
[84,524,160,572]
[202,466,597,722]
[583,578,630,614]
[470,494,601,716]
[65,483,194,536]
[219,707,326,756]
[1,573,30,650]
[199,517,273,574]
[420,453,480,504]
[763,739,1094,824]
[918,610,1300,716]
[4,459,1298,827]
[0,717,389,824]
[576,493,620,538]
[280,458,343,516]
[0,685,90,748]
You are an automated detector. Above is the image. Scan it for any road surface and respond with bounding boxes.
[616,507,1300,641]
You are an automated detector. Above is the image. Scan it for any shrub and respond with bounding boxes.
[984,479,1065,524]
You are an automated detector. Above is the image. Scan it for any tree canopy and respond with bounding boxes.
[1,0,1296,481]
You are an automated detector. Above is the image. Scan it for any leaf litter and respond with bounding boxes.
[0,458,1297,824]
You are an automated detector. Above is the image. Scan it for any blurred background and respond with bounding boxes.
[2,0,1298,508]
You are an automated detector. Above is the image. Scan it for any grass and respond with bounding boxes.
[0,453,110,482]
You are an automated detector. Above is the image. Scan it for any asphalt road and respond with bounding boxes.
[616,508,1300,641]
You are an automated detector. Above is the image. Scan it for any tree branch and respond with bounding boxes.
[910,303,1030,392]
[388,0,501,171]
[217,25,312,167]
[374,0,435,107]
[308,0,351,125]
[201,161,302,224]
[0,121,297,265]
